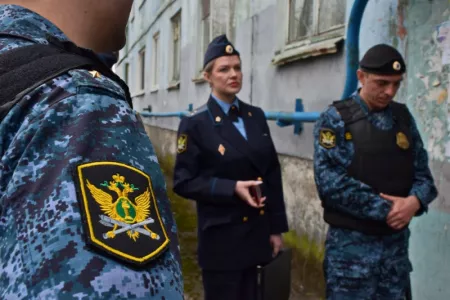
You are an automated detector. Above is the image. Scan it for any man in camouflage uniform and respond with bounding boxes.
[0,2,183,299]
[314,44,438,299]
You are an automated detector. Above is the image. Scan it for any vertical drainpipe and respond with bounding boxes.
[341,0,370,99]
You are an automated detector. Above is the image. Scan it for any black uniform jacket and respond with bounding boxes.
[173,97,289,271]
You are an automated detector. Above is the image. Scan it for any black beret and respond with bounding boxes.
[203,34,240,69]
[360,44,406,75]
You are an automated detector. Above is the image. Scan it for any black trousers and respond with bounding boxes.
[202,267,258,300]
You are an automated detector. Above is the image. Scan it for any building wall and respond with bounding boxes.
[116,0,450,298]
[403,1,450,298]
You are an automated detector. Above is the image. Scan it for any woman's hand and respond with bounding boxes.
[270,234,284,257]
[234,180,266,208]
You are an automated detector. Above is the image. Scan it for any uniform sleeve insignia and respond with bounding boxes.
[345,131,352,141]
[177,134,188,153]
[75,162,170,267]
[319,128,336,149]
[396,132,410,150]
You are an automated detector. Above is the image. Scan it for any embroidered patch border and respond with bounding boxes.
[75,161,170,267]
[319,128,337,149]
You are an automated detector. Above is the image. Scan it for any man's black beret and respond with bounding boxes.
[360,44,406,75]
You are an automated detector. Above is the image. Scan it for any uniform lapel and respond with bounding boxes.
[239,101,269,174]
[239,101,260,146]
[208,97,265,174]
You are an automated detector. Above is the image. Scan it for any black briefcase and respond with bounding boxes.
[256,248,292,300]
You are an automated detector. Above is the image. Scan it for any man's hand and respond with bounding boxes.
[234,181,266,208]
[380,193,421,230]
[270,234,283,257]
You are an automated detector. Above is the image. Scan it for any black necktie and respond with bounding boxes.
[229,105,240,122]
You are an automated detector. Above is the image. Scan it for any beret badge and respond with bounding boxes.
[393,61,401,71]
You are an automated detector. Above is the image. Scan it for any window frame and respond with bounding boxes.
[193,0,231,83]
[169,10,182,89]
[151,32,160,92]
[272,0,347,66]
[138,47,146,92]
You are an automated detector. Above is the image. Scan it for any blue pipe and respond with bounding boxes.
[341,0,369,99]
[265,112,320,123]
[140,111,321,123]
[140,111,189,118]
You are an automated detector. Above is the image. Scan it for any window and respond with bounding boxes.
[288,0,345,44]
[152,32,160,89]
[171,11,182,83]
[272,0,346,65]
[124,63,129,85]
[200,0,211,71]
[139,48,145,90]
[195,0,230,76]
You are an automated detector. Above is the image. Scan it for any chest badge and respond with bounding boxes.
[345,132,352,141]
[396,132,410,150]
[75,162,169,267]
[177,134,188,153]
[218,144,226,155]
[319,128,336,149]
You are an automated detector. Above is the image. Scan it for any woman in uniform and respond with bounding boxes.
[173,34,288,300]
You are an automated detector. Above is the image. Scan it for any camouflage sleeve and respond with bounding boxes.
[407,109,438,214]
[313,107,392,222]
[2,89,182,298]
[173,117,237,204]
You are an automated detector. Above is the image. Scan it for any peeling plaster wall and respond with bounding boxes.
[403,1,450,298]
[360,0,450,297]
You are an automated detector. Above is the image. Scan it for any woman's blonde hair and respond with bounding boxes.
[203,59,216,74]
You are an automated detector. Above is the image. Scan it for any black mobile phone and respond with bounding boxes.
[250,185,262,204]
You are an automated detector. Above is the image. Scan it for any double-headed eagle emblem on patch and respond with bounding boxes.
[76,162,169,267]
[86,174,159,242]
[319,128,336,149]
[177,134,187,153]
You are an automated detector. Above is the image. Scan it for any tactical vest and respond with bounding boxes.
[0,33,132,123]
[323,98,414,235]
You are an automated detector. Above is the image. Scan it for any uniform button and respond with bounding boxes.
[243,216,248,222]
[260,210,265,215]
[257,177,263,181]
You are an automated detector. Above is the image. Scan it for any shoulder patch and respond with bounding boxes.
[319,128,337,149]
[75,161,169,267]
[177,134,188,153]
